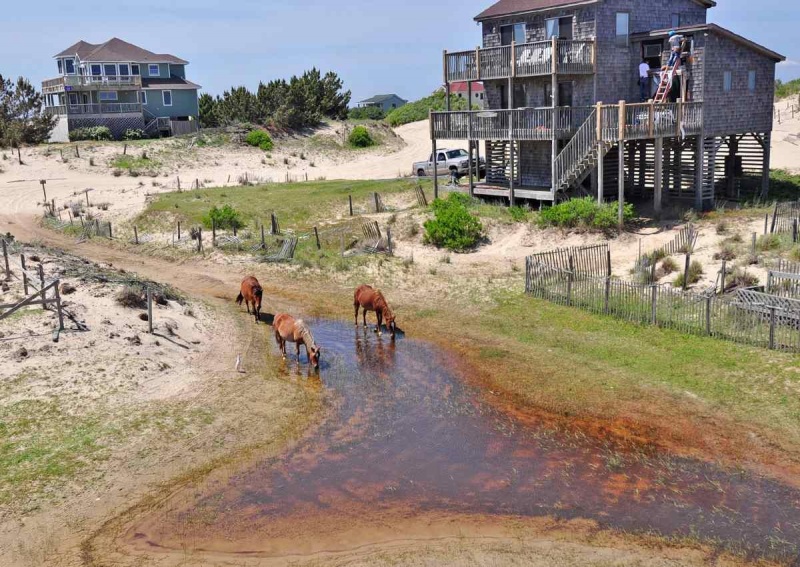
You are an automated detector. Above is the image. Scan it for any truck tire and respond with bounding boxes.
[417,168,426,177]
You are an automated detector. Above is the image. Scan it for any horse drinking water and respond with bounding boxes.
[273,313,322,369]
[354,284,396,338]
[235,276,263,323]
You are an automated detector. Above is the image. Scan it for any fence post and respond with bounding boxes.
[682,253,691,291]
[719,259,726,294]
[147,288,153,334]
[374,192,380,213]
[705,296,712,335]
[261,224,266,248]
[794,219,798,243]
[764,214,768,235]
[107,221,112,239]
[212,219,216,247]
[197,227,203,252]
[54,279,64,331]
[20,253,29,295]
[650,285,657,325]
[349,195,354,217]
[387,227,393,256]
[567,255,574,306]
[38,265,46,309]
[2,239,9,280]
[314,227,321,250]
[177,221,181,241]
[770,201,778,233]
[134,226,139,245]
[769,306,777,350]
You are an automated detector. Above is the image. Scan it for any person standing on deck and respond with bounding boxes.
[639,58,651,101]
[666,30,684,69]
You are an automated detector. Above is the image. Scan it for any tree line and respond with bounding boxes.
[0,75,56,147]
[199,68,351,130]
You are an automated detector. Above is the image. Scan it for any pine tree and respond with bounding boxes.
[198,93,218,128]
[0,75,55,146]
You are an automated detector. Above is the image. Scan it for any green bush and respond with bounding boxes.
[69,126,113,141]
[348,125,374,148]
[423,193,484,252]
[538,197,635,231]
[122,128,145,141]
[386,90,471,127]
[673,260,704,288]
[348,106,385,120]
[757,233,782,251]
[202,204,243,230]
[244,129,274,151]
[508,206,528,222]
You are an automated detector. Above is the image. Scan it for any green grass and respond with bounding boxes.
[769,169,800,201]
[110,154,159,172]
[139,178,429,232]
[775,78,800,100]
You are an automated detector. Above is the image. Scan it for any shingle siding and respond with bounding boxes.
[482,5,596,47]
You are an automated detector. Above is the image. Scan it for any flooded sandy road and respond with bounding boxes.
[127,320,800,561]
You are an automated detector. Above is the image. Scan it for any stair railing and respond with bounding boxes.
[553,109,596,191]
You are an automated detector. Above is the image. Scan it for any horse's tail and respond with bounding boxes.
[235,292,244,305]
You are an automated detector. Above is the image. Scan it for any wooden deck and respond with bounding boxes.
[42,75,142,94]
[447,182,553,201]
[431,101,704,143]
[445,39,595,82]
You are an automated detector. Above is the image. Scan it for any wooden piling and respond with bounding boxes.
[147,288,153,333]
[134,226,139,245]
[2,239,9,280]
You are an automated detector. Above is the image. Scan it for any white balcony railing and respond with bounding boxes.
[45,103,142,116]
[41,75,142,93]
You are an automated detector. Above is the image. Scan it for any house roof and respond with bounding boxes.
[55,38,188,65]
[141,77,202,91]
[474,0,715,21]
[451,82,485,93]
[358,94,407,104]
[632,23,785,62]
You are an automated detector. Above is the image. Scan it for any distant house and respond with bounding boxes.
[42,38,200,142]
[451,82,485,109]
[356,94,408,113]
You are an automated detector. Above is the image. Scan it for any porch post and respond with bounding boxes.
[431,110,438,200]
[695,135,704,211]
[654,136,663,217]
[551,41,559,199]
[596,102,604,204]
[618,101,626,229]
[726,134,738,198]
[509,112,516,206]
[467,80,474,197]
[761,131,771,200]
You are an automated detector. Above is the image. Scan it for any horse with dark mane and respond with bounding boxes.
[235,276,263,323]
[273,313,322,369]
[354,284,396,338]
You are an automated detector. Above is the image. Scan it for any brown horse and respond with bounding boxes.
[354,284,396,337]
[235,276,263,323]
[273,313,322,369]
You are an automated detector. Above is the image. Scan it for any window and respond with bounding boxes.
[98,91,118,101]
[139,91,148,105]
[437,152,446,162]
[57,59,63,74]
[104,64,117,77]
[90,64,102,76]
[131,64,140,76]
[500,23,526,46]
[148,64,160,76]
[118,64,130,77]
[545,82,573,107]
[748,70,756,92]
[723,71,732,92]
[615,12,629,46]
[64,58,75,74]
[546,16,573,40]
[671,14,681,28]
[162,90,172,106]
[446,150,469,159]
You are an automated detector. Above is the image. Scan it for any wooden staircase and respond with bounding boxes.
[553,109,612,195]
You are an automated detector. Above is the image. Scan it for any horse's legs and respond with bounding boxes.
[363,308,367,327]
[376,311,383,336]
[354,303,359,327]
[296,342,301,361]
[245,298,251,315]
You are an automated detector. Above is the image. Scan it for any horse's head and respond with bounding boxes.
[309,346,322,370]
[382,307,396,337]
[253,287,263,311]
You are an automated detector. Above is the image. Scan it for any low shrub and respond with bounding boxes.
[757,233,782,251]
[348,125,374,148]
[348,106,385,120]
[69,126,113,141]
[508,205,528,223]
[202,204,243,230]
[715,220,729,234]
[423,193,484,252]
[660,257,679,275]
[790,245,800,262]
[538,197,635,231]
[122,128,145,141]
[245,129,274,151]
[713,242,737,261]
[673,260,704,288]
[116,285,146,309]
[726,267,759,290]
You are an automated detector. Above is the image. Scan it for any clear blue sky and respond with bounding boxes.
[2,0,797,103]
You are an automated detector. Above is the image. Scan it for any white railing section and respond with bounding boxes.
[45,103,142,116]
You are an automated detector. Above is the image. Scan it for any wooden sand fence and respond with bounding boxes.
[525,246,800,352]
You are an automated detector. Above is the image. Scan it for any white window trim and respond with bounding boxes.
[149,64,160,77]
[140,91,148,105]
[118,63,130,77]
[162,90,173,106]
[90,64,102,76]
[99,91,118,101]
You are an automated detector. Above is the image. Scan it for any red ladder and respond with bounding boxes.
[653,60,680,103]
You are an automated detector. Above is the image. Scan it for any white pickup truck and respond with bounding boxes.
[413,148,485,179]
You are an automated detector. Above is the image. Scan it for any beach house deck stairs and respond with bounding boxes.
[553,109,612,195]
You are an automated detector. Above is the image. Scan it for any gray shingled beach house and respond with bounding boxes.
[42,38,200,141]
[431,0,785,212]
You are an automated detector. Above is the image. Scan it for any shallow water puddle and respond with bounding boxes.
[130,320,800,559]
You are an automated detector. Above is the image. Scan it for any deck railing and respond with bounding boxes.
[554,109,597,191]
[432,101,703,142]
[45,103,142,116]
[41,75,142,93]
[444,39,595,83]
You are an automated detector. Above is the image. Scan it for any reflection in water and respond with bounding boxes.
[133,320,800,560]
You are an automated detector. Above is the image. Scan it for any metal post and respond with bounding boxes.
[147,288,153,334]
